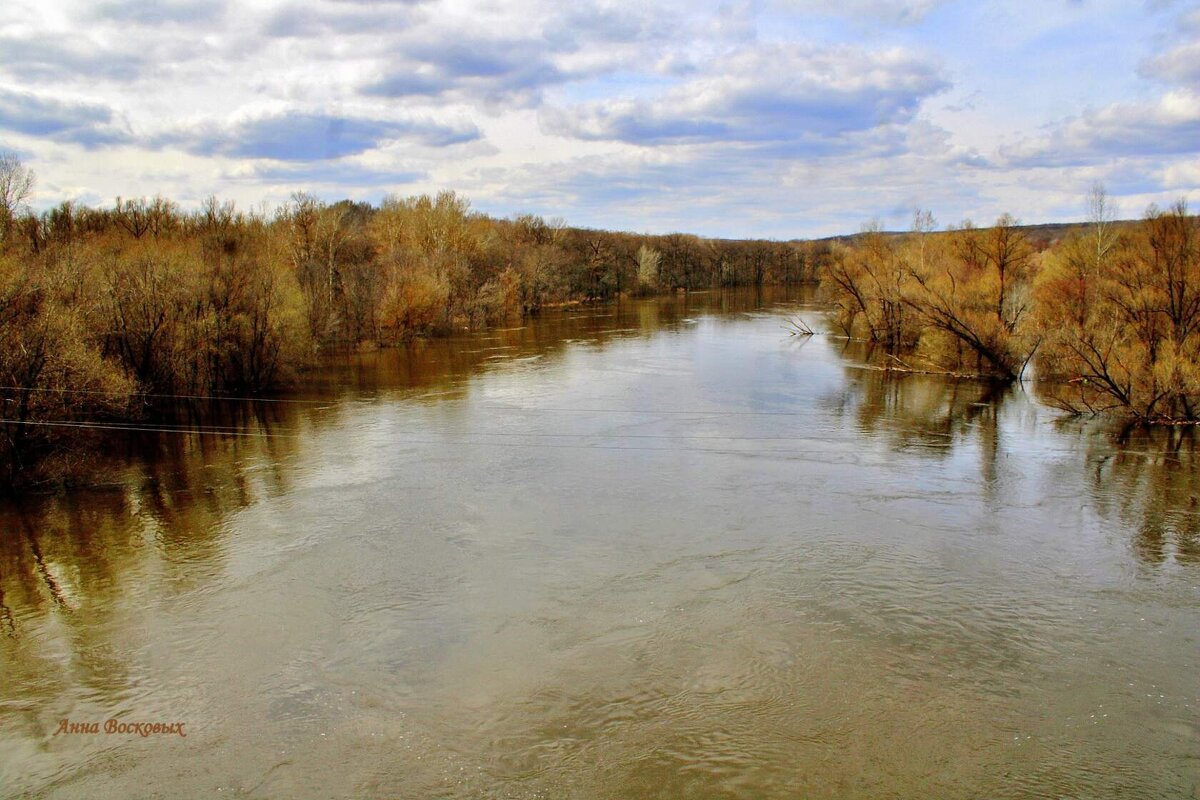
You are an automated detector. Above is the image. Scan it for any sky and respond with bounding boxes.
[0,0,1197,238]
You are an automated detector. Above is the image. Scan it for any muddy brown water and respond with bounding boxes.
[1,288,1197,798]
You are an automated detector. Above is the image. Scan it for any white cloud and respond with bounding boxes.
[1162,158,1200,190]
[998,90,1200,167]
[541,45,950,150]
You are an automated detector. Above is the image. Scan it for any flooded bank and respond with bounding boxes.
[1,288,1197,798]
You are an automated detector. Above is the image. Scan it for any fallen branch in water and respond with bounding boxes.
[856,364,993,379]
[843,352,996,379]
[785,317,816,336]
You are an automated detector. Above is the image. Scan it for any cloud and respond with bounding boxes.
[999,4,1200,169]
[363,36,568,105]
[235,161,427,188]
[350,2,681,104]
[91,0,227,25]
[772,0,950,25]
[998,90,1200,167]
[1162,158,1200,190]
[263,2,426,37]
[541,45,949,151]
[458,137,986,238]
[1140,42,1200,87]
[1138,3,1200,89]
[0,88,130,147]
[0,34,146,82]
[156,112,481,160]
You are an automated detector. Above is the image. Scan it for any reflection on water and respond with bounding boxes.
[827,343,1010,455]
[1085,426,1200,567]
[1,287,1198,798]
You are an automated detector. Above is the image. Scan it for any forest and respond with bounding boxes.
[1,148,1197,485]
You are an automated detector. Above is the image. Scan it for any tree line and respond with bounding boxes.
[0,154,822,483]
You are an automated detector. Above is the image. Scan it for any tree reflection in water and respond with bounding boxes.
[1088,425,1199,566]
[831,337,1199,568]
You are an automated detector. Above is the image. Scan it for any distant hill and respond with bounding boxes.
[814,219,1145,247]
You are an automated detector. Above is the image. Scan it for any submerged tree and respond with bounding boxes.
[903,214,1038,379]
[822,222,918,350]
[1037,200,1200,421]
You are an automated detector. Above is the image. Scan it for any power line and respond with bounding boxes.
[0,417,841,442]
[0,418,299,439]
[0,418,858,458]
[473,402,811,416]
[0,385,332,405]
[0,383,821,417]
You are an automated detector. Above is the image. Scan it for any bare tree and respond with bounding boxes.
[114,196,152,239]
[0,152,35,245]
[912,208,936,271]
[1086,182,1119,272]
[636,244,661,292]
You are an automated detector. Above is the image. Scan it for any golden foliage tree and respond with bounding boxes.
[822,222,918,350]
[0,249,134,482]
[903,215,1038,378]
[1037,201,1200,421]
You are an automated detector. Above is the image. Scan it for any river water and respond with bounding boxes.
[1,288,1197,798]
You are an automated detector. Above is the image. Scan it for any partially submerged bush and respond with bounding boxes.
[1037,202,1200,422]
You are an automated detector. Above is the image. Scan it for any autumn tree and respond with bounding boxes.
[821,217,928,351]
[102,243,191,392]
[1037,201,1200,421]
[0,245,134,482]
[903,214,1038,378]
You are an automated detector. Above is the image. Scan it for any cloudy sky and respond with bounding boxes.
[1,0,1197,237]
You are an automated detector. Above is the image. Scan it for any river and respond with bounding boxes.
[1,287,1197,798]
